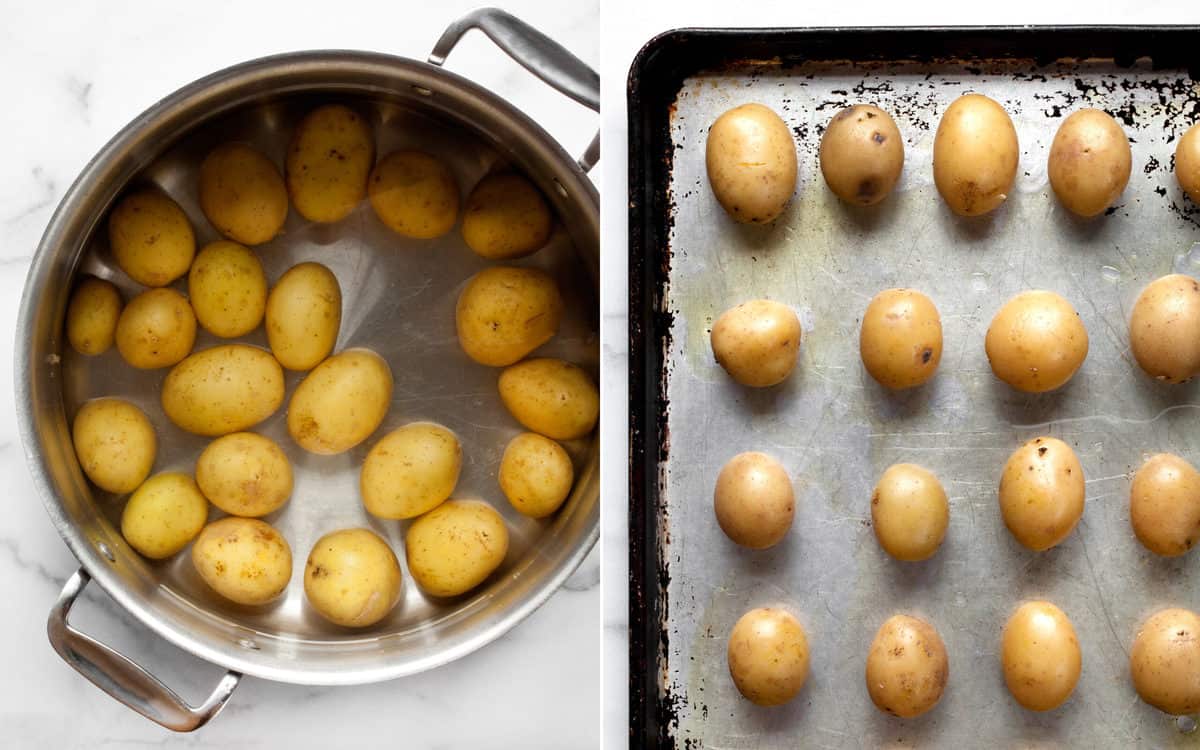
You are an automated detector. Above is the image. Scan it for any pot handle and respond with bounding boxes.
[428,7,600,172]
[47,568,241,732]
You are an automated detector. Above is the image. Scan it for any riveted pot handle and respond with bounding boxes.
[47,568,241,732]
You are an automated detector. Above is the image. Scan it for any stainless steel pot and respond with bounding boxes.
[15,9,599,731]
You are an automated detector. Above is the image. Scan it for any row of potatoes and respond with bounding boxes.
[65,103,599,627]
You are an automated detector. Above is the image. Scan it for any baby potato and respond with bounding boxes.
[114,287,197,369]
[195,432,293,517]
[455,266,563,367]
[871,463,948,562]
[999,437,1085,551]
[265,262,342,371]
[499,432,574,518]
[107,188,195,287]
[198,143,288,245]
[461,173,552,259]
[1131,607,1200,715]
[1048,108,1131,217]
[713,451,794,549]
[119,472,208,559]
[304,528,402,627]
[933,93,1019,217]
[72,397,156,494]
[360,423,461,520]
[368,150,460,239]
[1130,453,1200,556]
[66,276,122,355]
[710,299,802,388]
[727,607,810,706]
[705,103,797,223]
[1129,274,1200,383]
[287,348,393,455]
[188,241,267,338]
[1001,600,1081,711]
[985,290,1089,393]
[1175,123,1200,204]
[191,517,292,605]
[498,358,599,440]
[859,289,942,389]
[286,104,373,223]
[406,500,509,598]
[866,614,949,718]
[161,344,285,436]
[819,104,905,206]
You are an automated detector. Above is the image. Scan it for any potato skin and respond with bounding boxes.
[406,500,509,598]
[368,150,459,239]
[461,173,553,259]
[710,299,802,388]
[1131,607,1200,715]
[1129,274,1200,383]
[1175,123,1200,204]
[871,463,948,562]
[66,276,122,355]
[713,452,794,549]
[819,104,904,206]
[286,104,373,223]
[199,143,288,245]
[727,608,809,706]
[933,94,1019,216]
[304,528,402,627]
[195,432,293,517]
[859,289,942,389]
[120,472,208,559]
[72,397,157,494]
[498,432,574,518]
[360,423,462,520]
[1001,600,1081,711]
[265,262,342,371]
[115,288,197,369]
[287,348,393,455]
[455,266,563,367]
[192,517,292,605]
[1048,108,1131,217]
[999,437,1085,551]
[161,344,285,436]
[865,614,949,718]
[1130,453,1200,556]
[706,103,797,223]
[985,290,1088,393]
[498,358,599,440]
[188,241,267,338]
[107,188,195,287]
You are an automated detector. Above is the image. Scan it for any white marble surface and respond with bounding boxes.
[0,1,599,747]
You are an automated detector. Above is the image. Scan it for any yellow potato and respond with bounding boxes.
[360,423,461,519]
[195,432,293,517]
[191,517,292,605]
[1048,109,1131,217]
[859,289,942,389]
[66,276,122,356]
[933,93,1019,216]
[198,143,288,245]
[367,150,460,240]
[286,104,373,223]
[1129,274,1200,383]
[710,299,802,388]
[498,432,574,518]
[455,266,563,367]
[705,103,797,223]
[304,528,402,627]
[999,436,1085,551]
[871,463,948,562]
[1130,453,1200,556]
[819,104,905,206]
[120,472,208,559]
[727,608,809,706]
[461,173,552,259]
[1175,123,1200,204]
[713,451,794,549]
[406,500,509,598]
[265,262,341,371]
[866,614,949,718]
[107,188,195,287]
[1131,607,1200,715]
[114,287,196,369]
[72,397,156,494]
[985,290,1088,393]
[498,358,599,440]
[187,241,267,338]
[161,344,285,436]
[1001,600,1081,711]
[287,348,393,454]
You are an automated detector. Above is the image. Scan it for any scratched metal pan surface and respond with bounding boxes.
[631,29,1200,749]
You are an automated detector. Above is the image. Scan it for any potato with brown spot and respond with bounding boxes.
[1048,108,1131,217]
[66,277,122,356]
[161,344,285,436]
[199,143,288,245]
[819,104,904,206]
[1001,600,1082,711]
[1130,453,1200,556]
[187,240,267,338]
[406,500,509,597]
[498,432,574,518]
[865,614,949,718]
[287,348,393,455]
[286,104,373,223]
[498,358,599,440]
[369,150,459,239]
[455,266,563,367]
[72,397,157,494]
[705,103,798,223]
[304,528,402,627]
[1130,607,1200,715]
[265,262,341,371]
[360,423,461,519]
[1129,274,1200,383]
[710,299,802,388]
[727,607,810,706]
[985,290,1088,393]
[107,188,195,287]
[461,173,552,259]
[859,289,942,389]
[192,517,292,605]
[933,93,1019,217]
[195,432,293,517]
[1175,123,1200,204]
[114,287,196,369]
[999,437,1085,551]
[713,452,794,549]
[120,472,208,559]
[871,463,948,562]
